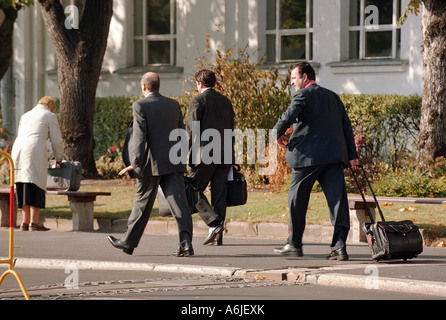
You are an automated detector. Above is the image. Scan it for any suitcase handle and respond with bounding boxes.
[349,164,386,223]
[387,222,415,233]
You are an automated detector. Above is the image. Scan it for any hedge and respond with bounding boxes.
[93,94,422,167]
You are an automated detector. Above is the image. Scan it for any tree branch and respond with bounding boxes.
[37,0,77,56]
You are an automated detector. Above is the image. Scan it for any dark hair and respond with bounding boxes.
[141,72,160,91]
[292,62,316,81]
[194,69,216,88]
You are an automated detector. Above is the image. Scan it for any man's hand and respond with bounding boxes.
[276,136,289,149]
[118,165,136,176]
[349,158,359,168]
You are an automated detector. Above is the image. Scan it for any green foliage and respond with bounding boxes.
[372,167,446,198]
[341,94,421,169]
[0,0,33,10]
[92,95,187,178]
[90,80,427,198]
[189,41,292,130]
[93,96,137,159]
[398,0,421,25]
[96,149,126,179]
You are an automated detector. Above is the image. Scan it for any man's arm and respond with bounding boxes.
[272,92,305,143]
[186,96,203,136]
[130,101,147,169]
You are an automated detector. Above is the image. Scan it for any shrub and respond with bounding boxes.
[95,143,126,179]
[187,40,291,131]
[93,96,137,159]
[341,94,421,170]
[372,166,446,197]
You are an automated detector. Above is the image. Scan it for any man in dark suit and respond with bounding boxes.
[272,62,359,261]
[186,69,235,246]
[108,72,193,257]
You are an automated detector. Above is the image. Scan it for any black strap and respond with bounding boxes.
[349,165,385,223]
[358,165,386,222]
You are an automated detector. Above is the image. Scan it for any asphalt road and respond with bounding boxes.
[1,230,446,304]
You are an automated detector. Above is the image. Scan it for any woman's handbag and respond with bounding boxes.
[47,160,82,191]
[226,165,247,207]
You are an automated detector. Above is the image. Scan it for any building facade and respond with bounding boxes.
[0,0,422,136]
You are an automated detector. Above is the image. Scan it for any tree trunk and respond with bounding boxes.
[38,0,113,177]
[417,0,446,163]
[0,7,19,82]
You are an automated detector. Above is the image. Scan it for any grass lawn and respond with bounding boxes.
[39,179,446,242]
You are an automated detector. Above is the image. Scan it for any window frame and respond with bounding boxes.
[348,0,401,60]
[265,0,313,63]
[134,0,177,66]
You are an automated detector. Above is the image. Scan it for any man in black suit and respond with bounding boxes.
[186,69,235,246]
[108,72,193,257]
[272,62,359,260]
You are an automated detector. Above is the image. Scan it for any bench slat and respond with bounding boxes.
[46,190,111,197]
[348,195,446,205]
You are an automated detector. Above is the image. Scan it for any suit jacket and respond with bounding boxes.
[11,104,64,190]
[273,84,357,168]
[128,92,187,177]
[186,88,235,165]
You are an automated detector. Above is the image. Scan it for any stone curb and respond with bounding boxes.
[44,217,340,243]
[244,268,446,297]
[312,273,446,297]
[10,257,242,278]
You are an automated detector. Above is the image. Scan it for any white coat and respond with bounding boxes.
[11,104,64,190]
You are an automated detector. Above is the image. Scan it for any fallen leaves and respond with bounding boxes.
[398,207,417,212]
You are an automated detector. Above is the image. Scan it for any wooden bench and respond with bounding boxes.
[348,195,446,243]
[0,188,111,231]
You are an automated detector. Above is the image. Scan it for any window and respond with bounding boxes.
[265,0,313,63]
[349,0,401,60]
[134,0,176,66]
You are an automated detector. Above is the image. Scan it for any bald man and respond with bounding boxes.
[108,72,193,257]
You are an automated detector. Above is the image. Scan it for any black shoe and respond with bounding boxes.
[203,224,223,245]
[274,244,303,257]
[173,240,194,257]
[107,236,134,255]
[326,247,349,261]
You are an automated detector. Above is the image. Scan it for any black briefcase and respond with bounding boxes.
[227,165,247,207]
[122,121,137,179]
[158,176,198,217]
[350,165,423,262]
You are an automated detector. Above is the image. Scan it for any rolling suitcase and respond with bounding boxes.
[350,165,423,262]
[47,160,82,191]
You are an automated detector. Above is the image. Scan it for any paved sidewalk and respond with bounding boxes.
[1,222,446,299]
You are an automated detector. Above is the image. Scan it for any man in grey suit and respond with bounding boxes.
[108,72,193,257]
[272,62,359,261]
[186,69,235,246]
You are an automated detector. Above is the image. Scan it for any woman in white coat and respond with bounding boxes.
[11,96,64,231]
